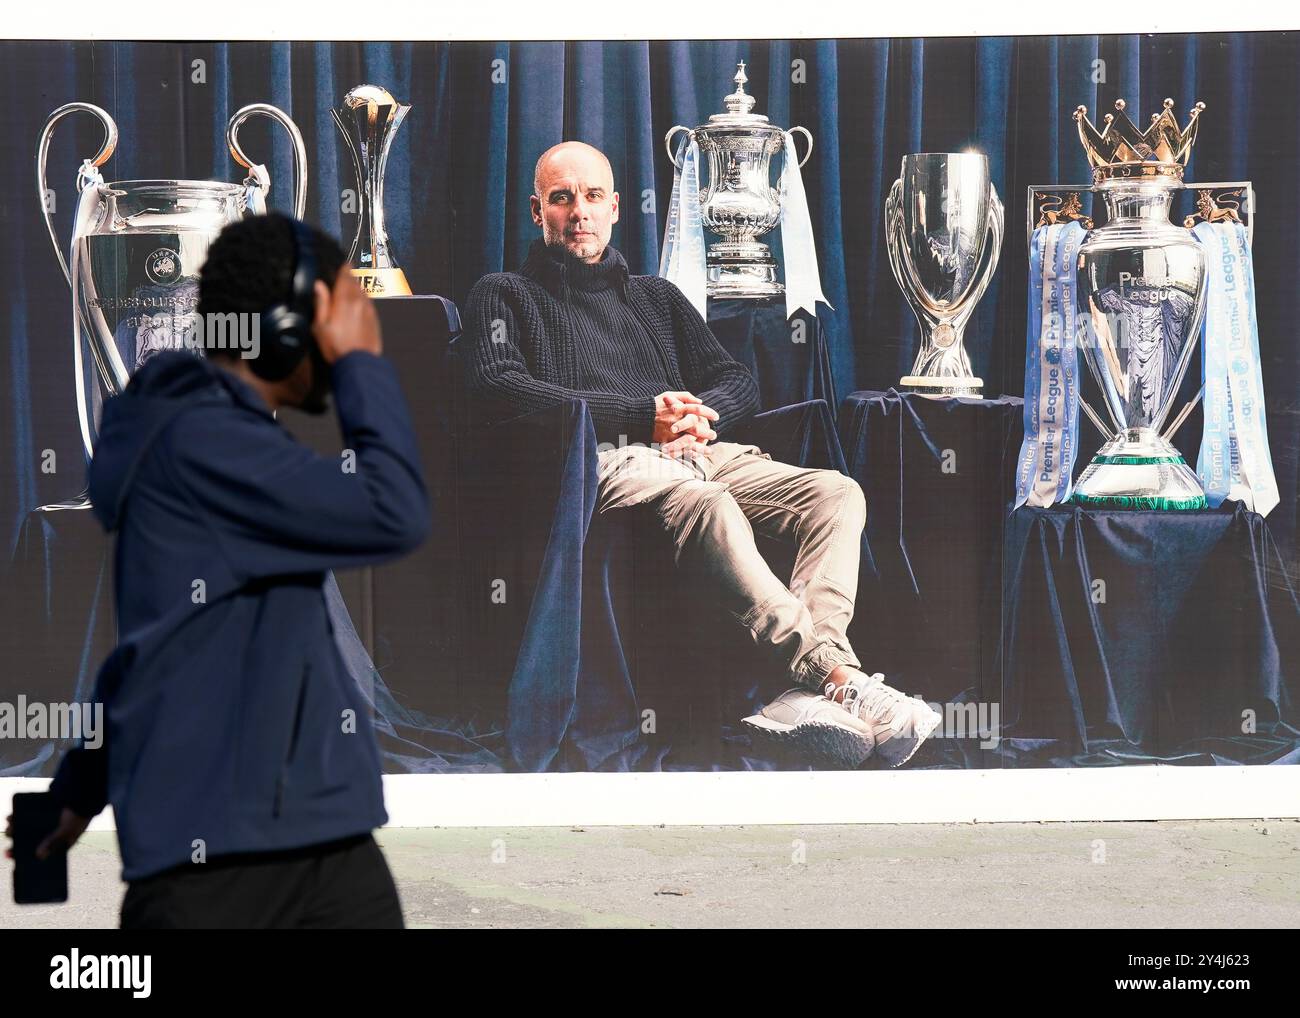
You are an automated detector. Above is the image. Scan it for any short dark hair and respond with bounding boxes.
[197,213,347,360]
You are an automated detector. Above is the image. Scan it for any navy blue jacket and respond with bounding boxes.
[48,349,430,880]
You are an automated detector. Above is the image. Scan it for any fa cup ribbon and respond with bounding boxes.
[658,133,708,318]
[1015,222,1085,508]
[777,130,831,320]
[1193,221,1278,516]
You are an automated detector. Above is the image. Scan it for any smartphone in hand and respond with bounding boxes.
[11,792,68,904]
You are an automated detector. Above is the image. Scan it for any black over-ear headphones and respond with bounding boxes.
[253,216,319,382]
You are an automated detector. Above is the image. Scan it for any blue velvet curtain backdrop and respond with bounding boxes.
[3,34,1297,564]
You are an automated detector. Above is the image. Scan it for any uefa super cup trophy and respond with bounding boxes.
[1069,99,1210,509]
[36,101,307,510]
[885,152,1004,397]
[332,85,412,296]
[664,63,813,297]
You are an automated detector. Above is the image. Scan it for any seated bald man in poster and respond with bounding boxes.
[462,141,941,768]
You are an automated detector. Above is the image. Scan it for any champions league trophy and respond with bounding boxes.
[332,85,412,296]
[885,152,1004,397]
[660,62,826,317]
[36,101,307,510]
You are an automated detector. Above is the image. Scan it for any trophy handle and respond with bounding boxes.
[786,126,814,169]
[227,104,308,219]
[330,107,365,262]
[665,126,692,170]
[884,177,937,330]
[36,102,117,286]
[961,182,1005,323]
[36,103,117,468]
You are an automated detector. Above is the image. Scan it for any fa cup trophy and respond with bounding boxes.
[663,62,815,299]
[332,85,412,296]
[885,152,1004,397]
[36,101,307,509]
[1070,99,1211,509]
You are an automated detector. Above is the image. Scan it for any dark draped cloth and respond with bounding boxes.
[445,397,846,773]
[0,505,505,777]
[994,504,1300,767]
[836,391,1300,770]
[0,510,113,776]
[838,390,1024,704]
[707,299,837,413]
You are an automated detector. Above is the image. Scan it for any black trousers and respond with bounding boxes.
[120,833,404,929]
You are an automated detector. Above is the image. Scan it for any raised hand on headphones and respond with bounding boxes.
[313,272,383,364]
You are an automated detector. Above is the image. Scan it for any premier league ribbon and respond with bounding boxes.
[1015,221,1085,508]
[1193,221,1279,517]
[777,131,831,320]
[658,133,708,318]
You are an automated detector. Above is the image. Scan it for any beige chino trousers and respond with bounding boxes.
[596,440,866,690]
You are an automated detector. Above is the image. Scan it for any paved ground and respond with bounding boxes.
[4,820,1298,928]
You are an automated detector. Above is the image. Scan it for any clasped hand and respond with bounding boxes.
[652,391,719,460]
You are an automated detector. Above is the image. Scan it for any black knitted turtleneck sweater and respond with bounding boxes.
[462,238,760,445]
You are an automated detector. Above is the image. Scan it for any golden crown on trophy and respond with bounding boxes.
[1073,98,1206,180]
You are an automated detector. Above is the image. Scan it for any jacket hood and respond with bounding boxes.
[88,351,274,531]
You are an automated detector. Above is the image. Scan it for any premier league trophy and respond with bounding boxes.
[332,85,412,296]
[36,101,307,509]
[885,152,1004,397]
[1069,99,1211,509]
[1018,97,1275,513]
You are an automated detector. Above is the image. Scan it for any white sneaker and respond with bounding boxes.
[827,671,942,768]
[742,688,876,768]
